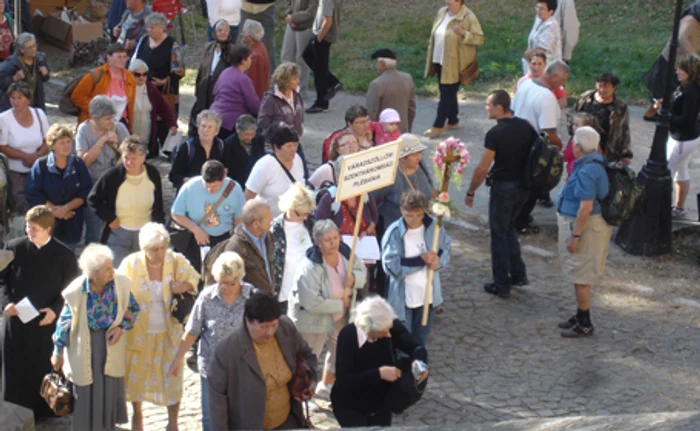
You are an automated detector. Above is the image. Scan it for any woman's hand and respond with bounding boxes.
[366,222,377,236]
[168,357,183,377]
[22,152,38,168]
[3,303,17,317]
[99,131,119,148]
[12,69,24,82]
[193,227,210,246]
[170,127,178,135]
[379,366,402,382]
[171,281,193,295]
[653,99,663,110]
[452,23,465,37]
[343,274,355,290]
[39,66,49,77]
[106,327,123,345]
[50,354,64,371]
[38,308,57,326]
[109,218,121,230]
[153,77,168,87]
[295,381,316,401]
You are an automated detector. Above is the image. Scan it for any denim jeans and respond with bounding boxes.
[403,305,435,347]
[201,376,210,431]
[83,206,102,245]
[489,181,528,289]
[432,64,460,128]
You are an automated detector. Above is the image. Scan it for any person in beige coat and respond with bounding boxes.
[424,0,484,138]
[366,48,416,133]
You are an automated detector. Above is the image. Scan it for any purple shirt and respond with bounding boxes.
[210,66,261,132]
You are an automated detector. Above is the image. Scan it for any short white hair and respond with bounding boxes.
[212,251,246,283]
[129,58,149,73]
[312,219,339,243]
[354,296,396,334]
[573,126,600,153]
[278,182,316,214]
[139,222,169,250]
[79,244,114,278]
[242,19,265,42]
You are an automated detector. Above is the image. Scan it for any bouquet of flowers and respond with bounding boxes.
[431,137,470,220]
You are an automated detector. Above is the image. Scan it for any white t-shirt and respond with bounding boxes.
[308,163,335,189]
[246,154,305,217]
[432,14,452,66]
[511,79,560,133]
[147,280,167,334]
[403,225,431,308]
[0,108,49,173]
[208,0,242,26]
[279,220,312,302]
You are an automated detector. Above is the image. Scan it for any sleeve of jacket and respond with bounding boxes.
[460,10,485,47]
[37,53,50,82]
[207,342,232,431]
[617,105,632,160]
[293,320,319,381]
[334,325,381,390]
[408,82,417,132]
[381,226,427,279]
[75,159,93,201]
[256,94,275,136]
[351,253,367,291]
[294,260,343,315]
[366,195,379,225]
[291,0,319,28]
[169,142,189,188]
[149,165,166,223]
[71,70,98,117]
[24,159,45,208]
[0,59,17,91]
[242,79,261,117]
[173,251,201,290]
[437,227,451,270]
[88,171,116,224]
[366,81,380,121]
[392,319,428,360]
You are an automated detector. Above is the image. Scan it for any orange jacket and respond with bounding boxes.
[71,63,136,130]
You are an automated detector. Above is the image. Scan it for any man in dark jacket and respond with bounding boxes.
[0,33,49,112]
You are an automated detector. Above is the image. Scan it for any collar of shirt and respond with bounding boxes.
[357,325,368,349]
[34,236,52,249]
[47,152,76,178]
[274,84,295,110]
[242,225,266,251]
[81,278,115,294]
[573,151,602,168]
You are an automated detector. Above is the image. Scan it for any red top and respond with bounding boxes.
[338,197,368,236]
[0,19,13,61]
[245,41,270,100]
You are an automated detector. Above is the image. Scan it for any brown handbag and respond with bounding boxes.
[290,353,314,428]
[40,371,73,416]
[157,77,178,121]
[459,59,480,87]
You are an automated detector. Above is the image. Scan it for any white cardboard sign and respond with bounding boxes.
[335,139,402,202]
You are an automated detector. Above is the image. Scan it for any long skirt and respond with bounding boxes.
[72,330,128,431]
[125,332,182,406]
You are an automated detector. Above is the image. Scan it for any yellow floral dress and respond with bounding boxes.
[119,250,200,406]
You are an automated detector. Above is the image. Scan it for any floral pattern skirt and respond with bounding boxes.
[125,332,182,406]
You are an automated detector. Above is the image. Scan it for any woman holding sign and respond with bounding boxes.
[287,220,366,399]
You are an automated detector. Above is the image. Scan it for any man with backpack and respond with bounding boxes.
[465,90,533,299]
[555,126,611,338]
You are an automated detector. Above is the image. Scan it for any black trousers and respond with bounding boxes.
[432,63,460,128]
[183,232,230,279]
[333,406,392,427]
[303,38,340,108]
[514,188,549,230]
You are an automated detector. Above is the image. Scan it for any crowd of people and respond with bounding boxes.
[0,0,698,429]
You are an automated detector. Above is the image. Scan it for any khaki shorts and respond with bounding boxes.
[558,213,613,286]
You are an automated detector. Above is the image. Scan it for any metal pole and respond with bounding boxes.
[614,0,683,256]
[13,0,21,35]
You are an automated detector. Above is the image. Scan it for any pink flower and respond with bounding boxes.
[438,192,450,203]
[456,165,465,174]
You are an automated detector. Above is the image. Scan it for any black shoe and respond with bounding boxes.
[561,323,594,338]
[557,315,577,329]
[517,224,540,235]
[484,283,510,299]
[538,197,554,208]
[510,276,529,286]
[306,104,329,114]
[325,83,342,102]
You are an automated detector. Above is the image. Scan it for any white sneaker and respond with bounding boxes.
[314,382,333,399]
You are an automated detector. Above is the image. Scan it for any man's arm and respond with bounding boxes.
[465,148,495,207]
[544,130,562,150]
[317,15,333,41]
[366,81,380,121]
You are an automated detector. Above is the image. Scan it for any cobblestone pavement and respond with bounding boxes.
[32,81,700,430]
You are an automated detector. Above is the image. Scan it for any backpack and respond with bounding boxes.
[592,160,646,226]
[58,68,103,116]
[524,129,563,191]
[171,137,225,164]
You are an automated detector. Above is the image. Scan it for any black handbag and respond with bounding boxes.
[385,340,428,414]
[170,254,196,324]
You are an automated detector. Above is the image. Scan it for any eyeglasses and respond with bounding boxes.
[132,72,147,78]
[534,5,547,11]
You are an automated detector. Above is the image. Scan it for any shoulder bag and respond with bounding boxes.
[169,252,195,324]
[385,339,428,414]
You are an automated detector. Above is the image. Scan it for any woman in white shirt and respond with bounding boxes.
[270,182,315,315]
[244,125,305,217]
[308,131,359,189]
[0,81,49,215]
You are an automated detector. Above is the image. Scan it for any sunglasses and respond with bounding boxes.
[132,72,148,78]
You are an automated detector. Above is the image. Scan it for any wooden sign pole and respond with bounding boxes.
[346,193,366,272]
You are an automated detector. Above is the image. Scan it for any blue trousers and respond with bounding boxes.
[403,305,435,347]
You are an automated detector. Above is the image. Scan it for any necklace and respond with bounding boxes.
[146,260,163,268]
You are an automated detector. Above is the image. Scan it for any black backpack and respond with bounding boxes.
[592,160,646,226]
[524,129,563,191]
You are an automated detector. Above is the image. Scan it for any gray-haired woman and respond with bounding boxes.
[50,244,140,431]
[0,32,50,112]
[241,19,270,99]
[88,136,166,266]
[288,219,367,398]
[76,95,130,244]
[168,251,255,431]
[331,296,428,427]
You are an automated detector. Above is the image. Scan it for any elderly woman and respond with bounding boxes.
[383,190,451,346]
[570,72,632,164]
[128,58,178,158]
[423,0,483,138]
[88,136,165,266]
[556,127,611,338]
[288,219,367,398]
[25,124,92,250]
[515,52,567,108]
[119,222,199,431]
[0,81,50,215]
[0,32,50,112]
[1,206,79,418]
[72,43,136,130]
[50,244,140,431]
[189,19,233,137]
[522,0,562,74]
[224,113,266,186]
[242,20,270,100]
[210,44,260,139]
[170,109,229,191]
[309,133,359,189]
[331,296,428,426]
[168,251,256,431]
[245,125,305,217]
[208,292,317,430]
[206,0,240,42]
[76,96,131,244]
[270,183,315,314]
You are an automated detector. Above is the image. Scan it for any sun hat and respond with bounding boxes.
[399,133,428,158]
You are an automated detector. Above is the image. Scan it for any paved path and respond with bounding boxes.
[31,82,700,430]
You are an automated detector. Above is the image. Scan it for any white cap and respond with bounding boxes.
[573,126,600,153]
[379,108,400,124]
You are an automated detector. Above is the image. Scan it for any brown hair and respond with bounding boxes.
[46,124,74,149]
[272,62,301,92]
[328,131,356,161]
[25,205,55,230]
[6,81,32,99]
[400,190,428,211]
[119,135,147,155]
[678,54,700,85]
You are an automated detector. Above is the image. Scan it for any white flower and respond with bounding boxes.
[431,203,451,218]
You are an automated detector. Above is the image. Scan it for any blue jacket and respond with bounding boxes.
[382,214,451,320]
[556,152,608,218]
[25,153,92,244]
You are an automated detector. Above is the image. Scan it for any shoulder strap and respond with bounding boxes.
[400,167,415,191]
[328,162,336,182]
[89,68,103,93]
[194,180,236,226]
[272,153,297,184]
[33,108,44,137]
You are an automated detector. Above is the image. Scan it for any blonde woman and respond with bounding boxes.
[119,222,199,431]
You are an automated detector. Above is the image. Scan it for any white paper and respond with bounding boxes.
[110,96,128,122]
[342,235,381,264]
[162,131,183,153]
[16,297,40,324]
[200,246,211,265]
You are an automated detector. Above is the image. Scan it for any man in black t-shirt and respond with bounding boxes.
[465,90,533,299]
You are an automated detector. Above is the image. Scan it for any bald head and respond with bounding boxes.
[242,199,271,226]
